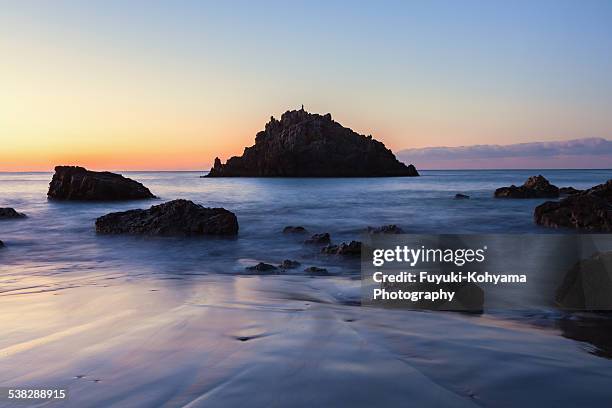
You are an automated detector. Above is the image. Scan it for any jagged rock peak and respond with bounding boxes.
[206,109,419,177]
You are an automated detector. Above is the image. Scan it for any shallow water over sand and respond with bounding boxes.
[1,170,612,407]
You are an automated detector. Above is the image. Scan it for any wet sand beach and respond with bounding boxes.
[2,272,612,407]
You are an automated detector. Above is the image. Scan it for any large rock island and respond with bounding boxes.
[205,108,419,177]
[48,166,156,201]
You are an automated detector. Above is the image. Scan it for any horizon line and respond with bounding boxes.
[1,168,611,173]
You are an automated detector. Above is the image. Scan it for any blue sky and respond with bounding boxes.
[2,0,612,169]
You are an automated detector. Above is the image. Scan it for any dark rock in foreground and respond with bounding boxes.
[0,240,4,248]
[95,199,238,236]
[205,109,419,177]
[245,262,279,274]
[48,166,156,201]
[560,187,583,195]
[304,266,329,276]
[534,179,612,231]
[322,241,362,256]
[304,233,331,244]
[454,194,470,199]
[279,259,301,269]
[366,225,404,234]
[556,251,612,310]
[495,175,559,198]
[0,208,26,219]
[557,313,612,358]
[283,226,307,233]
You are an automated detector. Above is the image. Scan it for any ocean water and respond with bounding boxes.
[1,169,612,407]
[2,169,611,278]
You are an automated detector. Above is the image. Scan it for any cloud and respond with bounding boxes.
[397,138,612,169]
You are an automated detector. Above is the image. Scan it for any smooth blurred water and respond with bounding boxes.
[1,169,611,283]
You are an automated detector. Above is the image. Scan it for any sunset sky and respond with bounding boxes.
[2,0,612,171]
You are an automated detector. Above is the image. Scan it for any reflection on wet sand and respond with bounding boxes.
[1,272,612,407]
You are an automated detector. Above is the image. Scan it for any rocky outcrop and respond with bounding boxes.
[304,266,329,276]
[283,226,307,233]
[205,109,419,177]
[0,240,4,248]
[322,241,362,256]
[556,251,612,310]
[495,175,559,198]
[534,179,612,231]
[560,187,582,195]
[245,262,279,274]
[0,208,26,219]
[48,166,155,201]
[304,233,331,244]
[366,225,404,234]
[95,199,238,236]
[558,314,612,358]
[279,259,301,269]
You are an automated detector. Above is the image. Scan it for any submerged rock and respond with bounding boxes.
[279,259,301,269]
[205,109,419,177]
[366,225,404,234]
[95,199,238,236]
[534,179,612,232]
[48,166,156,201]
[556,251,612,310]
[304,266,329,276]
[304,233,331,244]
[454,193,470,199]
[494,175,559,198]
[245,262,279,274]
[322,241,362,256]
[283,226,307,233]
[0,208,26,219]
[321,244,340,254]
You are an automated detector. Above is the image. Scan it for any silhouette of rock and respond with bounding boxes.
[246,262,278,271]
[304,233,331,244]
[560,187,583,195]
[366,225,404,234]
[304,266,329,276]
[454,193,470,199]
[283,226,307,233]
[245,262,279,274]
[534,179,612,231]
[0,208,26,219]
[322,241,362,256]
[205,109,418,177]
[556,251,612,310]
[495,175,559,198]
[558,313,612,359]
[95,199,238,236]
[279,259,301,269]
[48,166,155,201]
[0,240,4,248]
